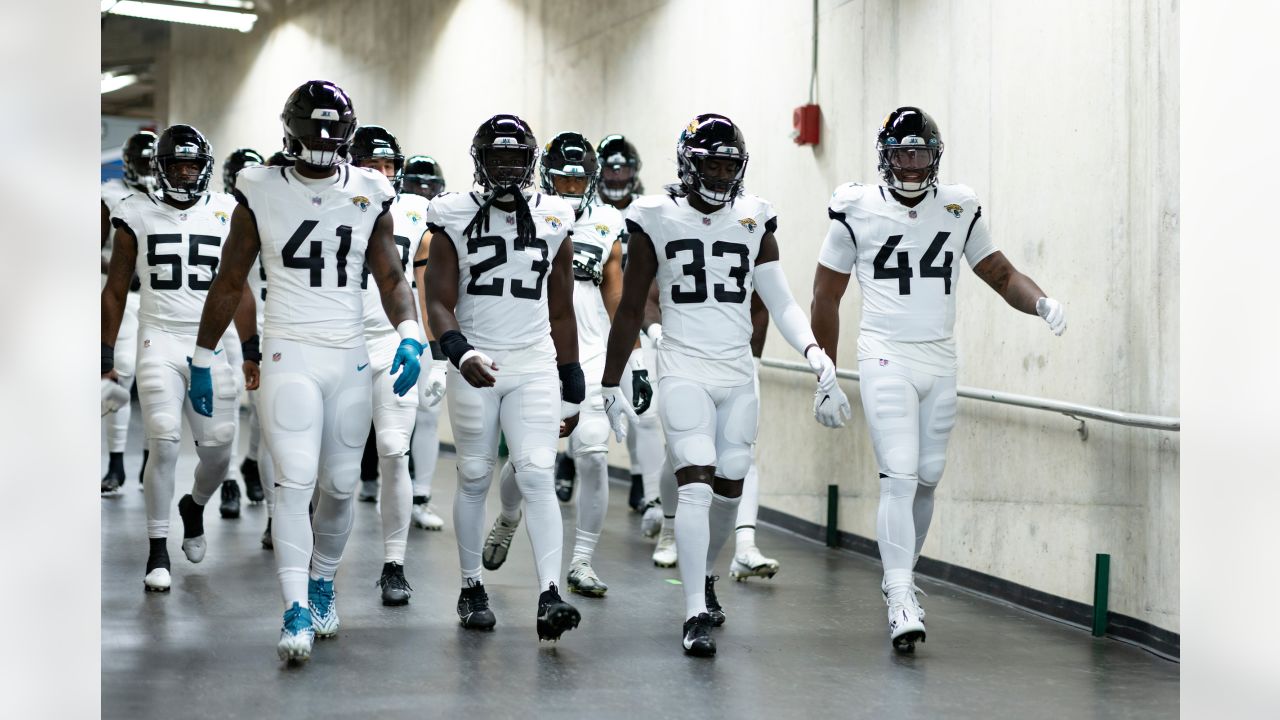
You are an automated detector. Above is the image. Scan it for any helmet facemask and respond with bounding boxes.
[154,149,212,203]
[474,144,537,196]
[282,109,355,169]
[680,151,747,205]
[878,137,942,197]
[599,162,636,201]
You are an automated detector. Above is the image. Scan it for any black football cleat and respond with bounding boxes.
[536,583,581,642]
[101,468,125,495]
[260,517,273,550]
[705,575,725,627]
[682,613,716,656]
[219,479,241,519]
[241,458,264,503]
[457,582,497,630]
[376,562,412,606]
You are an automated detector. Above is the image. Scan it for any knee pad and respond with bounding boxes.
[571,414,611,456]
[716,447,753,481]
[375,427,410,458]
[336,387,373,448]
[137,363,180,441]
[513,445,557,475]
[319,457,361,499]
[273,449,318,492]
[880,471,919,499]
[918,455,945,487]
[457,455,494,484]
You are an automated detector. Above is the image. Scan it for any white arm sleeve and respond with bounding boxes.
[753,261,819,356]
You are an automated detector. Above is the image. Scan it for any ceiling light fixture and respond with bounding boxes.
[102,0,258,33]
[101,72,140,94]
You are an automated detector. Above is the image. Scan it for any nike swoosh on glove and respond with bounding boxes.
[814,386,853,429]
[804,346,839,394]
[188,361,214,417]
[390,338,424,396]
[1036,297,1067,336]
[601,385,638,442]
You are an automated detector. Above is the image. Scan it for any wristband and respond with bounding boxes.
[395,320,422,342]
[428,340,445,361]
[558,361,586,404]
[241,334,262,364]
[101,343,115,374]
[191,346,215,369]
[438,330,475,369]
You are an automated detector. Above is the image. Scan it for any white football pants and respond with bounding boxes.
[366,331,419,564]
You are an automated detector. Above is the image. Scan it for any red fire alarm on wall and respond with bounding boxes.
[793,104,820,145]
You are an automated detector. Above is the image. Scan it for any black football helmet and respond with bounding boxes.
[266,150,292,167]
[470,114,539,192]
[222,148,265,193]
[348,125,405,191]
[676,114,748,204]
[539,132,598,212]
[121,130,157,192]
[596,134,642,202]
[876,107,944,195]
[280,80,357,168]
[402,155,445,199]
[152,124,214,202]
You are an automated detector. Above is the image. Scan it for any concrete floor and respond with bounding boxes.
[102,403,1178,720]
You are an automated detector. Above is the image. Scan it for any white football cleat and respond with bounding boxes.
[143,568,171,592]
[730,545,780,580]
[309,577,340,638]
[652,526,678,567]
[640,503,663,539]
[411,502,445,531]
[277,602,315,663]
[885,587,927,652]
[180,537,206,564]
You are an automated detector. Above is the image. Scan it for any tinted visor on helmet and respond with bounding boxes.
[285,110,355,164]
[403,175,445,199]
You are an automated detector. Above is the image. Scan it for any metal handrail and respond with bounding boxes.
[758,358,1180,432]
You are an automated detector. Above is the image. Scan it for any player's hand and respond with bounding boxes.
[101,378,130,417]
[631,370,653,414]
[242,361,260,392]
[805,345,839,394]
[601,384,637,441]
[422,359,447,407]
[560,404,580,438]
[814,385,852,429]
[188,361,215,417]
[645,323,663,344]
[1036,297,1066,336]
[390,338,424,397]
[459,350,498,388]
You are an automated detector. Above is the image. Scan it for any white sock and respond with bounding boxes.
[191,443,232,506]
[574,449,609,538]
[675,483,713,619]
[272,486,313,608]
[410,400,442,498]
[453,465,492,585]
[877,472,919,577]
[635,412,665,500]
[734,525,757,552]
[736,461,761,529]
[659,456,678,516]
[497,460,522,522]
[572,528,599,565]
[143,438,179,539]
[706,491,741,570]
[379,454,412,564]
[514,464,563,592]
[912,481,938,567]
[310,491,354,581]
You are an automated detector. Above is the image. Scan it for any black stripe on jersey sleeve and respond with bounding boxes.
[534,194,542,208]
[625,218,646,236]
[962,206,983,251]
[828,208,856,249]
[232,189,264,241]
[279,167,290,183]
[426,223,448,234]
[764,216,778,235]
[341,165,350,188]
[109,216,136,239]
[375,198,394,223]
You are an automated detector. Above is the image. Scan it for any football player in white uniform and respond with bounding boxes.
[481,132,648,598]
[347,125,445,606]
[810,107,1067,652]
[223,147,269,509]
[601,114,839,657]
[101,130,156,495]
[399,153,449,532]
[595,134,665,516]
[101,125,246,592]
[188,81,424,663]
[424,115,584,641]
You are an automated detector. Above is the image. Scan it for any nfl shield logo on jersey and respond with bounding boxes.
[738,218,757,233]
[546,215,562,231]
[272,353,282,362]
[351,196,371,212]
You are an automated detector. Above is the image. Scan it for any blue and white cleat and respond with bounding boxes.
[309,577,340,638]
[277,602,314,663]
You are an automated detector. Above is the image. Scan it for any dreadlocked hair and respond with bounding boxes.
[463,186,538,247]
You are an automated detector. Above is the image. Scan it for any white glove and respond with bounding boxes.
[1036,297,1066,336]
[101,379,130,417]
[804,345,838,394]
[813,386,852,429]
[601,385,637,441]
[645,323,663,344]
[422,359,447,407]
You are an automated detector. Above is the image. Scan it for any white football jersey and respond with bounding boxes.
[235,164,396,348]
[426,190,574,358]
[569,202,625,369]
[102,179,142,269]
[247,257,267,334]
[819,182,998,375]
[626,191,775,386]
[110,192,238,334]
[361,192,430,335]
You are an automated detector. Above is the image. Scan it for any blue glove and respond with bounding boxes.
[188,360,214,417]
[390,338,424,397]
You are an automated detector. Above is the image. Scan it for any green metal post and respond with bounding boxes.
[1092,553,1110,637]
[826,484,838,547]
